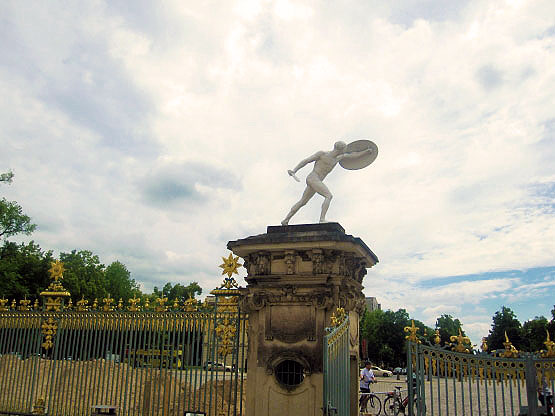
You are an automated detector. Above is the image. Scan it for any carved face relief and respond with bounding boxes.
[311,249,324,274]
[284,250,296,275]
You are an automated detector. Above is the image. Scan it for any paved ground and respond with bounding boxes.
[360,375,531,416]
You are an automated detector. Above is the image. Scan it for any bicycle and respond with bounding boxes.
[359,390,382,415]
[383,385,423,415]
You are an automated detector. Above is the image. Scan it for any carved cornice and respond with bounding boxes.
[239,287,335,313]
[243,248,368,283]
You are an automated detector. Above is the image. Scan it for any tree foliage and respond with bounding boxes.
[360,308,433,368]
[59,250,107,303]
[0,240,53,300]
[152,282,203,302]
[522,316,549,352]
[105,261,141,303]
[486,306,525,351]
[435,314,466,346]
[0,171,14,183]
[0,172,37,240]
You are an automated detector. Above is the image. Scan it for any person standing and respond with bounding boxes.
[360,361,376,412]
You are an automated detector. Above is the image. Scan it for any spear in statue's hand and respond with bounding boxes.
[287,169,300,182]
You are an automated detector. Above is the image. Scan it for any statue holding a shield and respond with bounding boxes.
[281,140,378,225]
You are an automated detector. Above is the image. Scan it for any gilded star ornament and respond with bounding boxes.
[219,253,242,278]
[49,260,65,281]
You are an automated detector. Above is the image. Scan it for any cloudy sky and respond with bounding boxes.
[1,0,554,343]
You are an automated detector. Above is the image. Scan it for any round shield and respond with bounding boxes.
[339,140,378,170]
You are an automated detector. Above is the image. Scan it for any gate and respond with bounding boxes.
[323,308,350,416]
[0,261,247,416]
[406,321,555,416]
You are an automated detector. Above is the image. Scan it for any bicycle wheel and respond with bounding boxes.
[367,394,382,415]
[383,396,401,416]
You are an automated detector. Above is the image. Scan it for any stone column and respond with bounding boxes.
[227,223,378,416]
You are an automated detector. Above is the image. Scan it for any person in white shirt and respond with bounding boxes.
[360,361,376,411]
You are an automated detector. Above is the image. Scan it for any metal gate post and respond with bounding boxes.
[525,355,538,415]
[407,342,414,416]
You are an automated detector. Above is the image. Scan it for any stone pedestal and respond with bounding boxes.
[227,223,378,416]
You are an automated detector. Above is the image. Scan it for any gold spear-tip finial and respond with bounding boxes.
[434,329,441,345]
[219,253,242,278]
[543,329,555,358]
[404,320,420,343]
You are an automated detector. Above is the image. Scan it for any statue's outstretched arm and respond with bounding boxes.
[290,152,323,174]
[339,147,373,161]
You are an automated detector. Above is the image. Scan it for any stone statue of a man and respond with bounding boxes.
[281,141,374,225]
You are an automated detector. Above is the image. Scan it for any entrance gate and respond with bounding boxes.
[406,322,555,416]
[323,309,350,416]
[0,268,247,416]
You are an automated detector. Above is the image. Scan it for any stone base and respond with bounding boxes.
[228,223,378,416]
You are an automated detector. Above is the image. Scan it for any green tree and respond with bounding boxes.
[522,316,548,352]
[548,305,555,337]
[161,282,202,302]
[105,261,141,303]
[0,199,37,239]
[360,308,430,368]
[60,250,107,303]
[435,314,466,346]
[0,171,14,183]
[486,306,524,351]
[0,171,36,240]
[0,240,53,300]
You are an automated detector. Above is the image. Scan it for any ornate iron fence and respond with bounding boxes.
[0,258,247,416]
[323,307,350,416]
[405,321,555,416]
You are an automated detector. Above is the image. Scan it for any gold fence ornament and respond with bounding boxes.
[542,329,555,358]
[502,331,519,358]
[128,296,141,311]
[215,315,237,357]
[11,299,16,309]
[66,298,73,310]
[0,297,8,312]
[118,298,124,310]
[18,297,31,311]
[155,297,168,312]
[216,296,239,313]
[49,260,65,279]
[434,329,441,345]
[481,337,488,352]
[450,328,472,353]
[77,296,88,311]
[41,260,70,311]
[103,295,115,311]
[330,307,346,328]
[92,298,98,309]
[33,299,39,310]
[42,260,70,294]
[172,298,179,310]
[404,320,421,343]
[41,317,58,349]
[219,253,242,278]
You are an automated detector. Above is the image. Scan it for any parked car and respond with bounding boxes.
[371,366,393,377]
[203,361,233,372]
[393,367,408,375]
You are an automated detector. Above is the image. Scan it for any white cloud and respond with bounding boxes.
[1,0,554,329]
